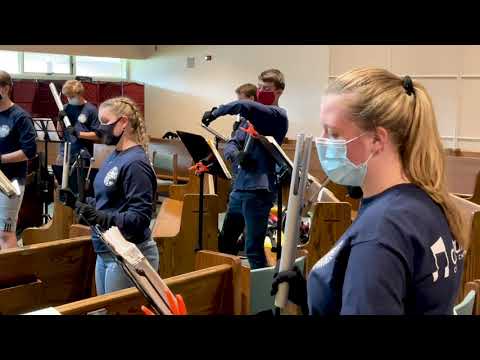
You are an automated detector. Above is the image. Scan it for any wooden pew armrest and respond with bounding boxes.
[153,199,183,238]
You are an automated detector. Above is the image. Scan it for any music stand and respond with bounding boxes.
[201,124,229,193]
[33,118,62,223]
[176,130,231,251]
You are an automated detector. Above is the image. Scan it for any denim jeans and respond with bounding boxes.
[95,238,159,295]
[221,190,275,269]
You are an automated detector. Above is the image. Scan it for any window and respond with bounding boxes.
[23,52,71,74]
[76,56,125,79]
[0,51,20,74]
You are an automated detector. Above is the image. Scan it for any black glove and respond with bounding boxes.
[58,110,67,121]
[271,265,309,315]
[201,107,218,127]
[65,126,79,138]
[232,119,241,132]
[75,202,114,230]
[347,186,363,200]
[237,151,256,171]
[59,188,78,209]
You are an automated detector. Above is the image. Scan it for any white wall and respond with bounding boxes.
[330,45,480,152]
[129,45,329,139]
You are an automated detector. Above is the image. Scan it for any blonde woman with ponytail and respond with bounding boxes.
[272,68,466,315]
[60,97,158,295]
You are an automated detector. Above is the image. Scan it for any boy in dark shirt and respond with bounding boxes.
[219,83,257,255]
[0,70,37,249]
[203,69,288,269]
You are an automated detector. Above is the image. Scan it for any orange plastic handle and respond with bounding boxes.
[240,121,259,138]
[189,162,210,175]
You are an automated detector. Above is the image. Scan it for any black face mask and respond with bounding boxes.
[97,118,124,146]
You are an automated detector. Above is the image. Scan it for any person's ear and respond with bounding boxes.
[373,127,388,154]
[120,116,129,130]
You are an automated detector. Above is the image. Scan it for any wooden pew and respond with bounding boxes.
[55,251,241,315]
[153,174,220,278]
[21,189,74,246]
[299,200,352,273]
[460,281,480,315]
[445,154,480,204]
[0,236,95,314]
[450,195,480,298]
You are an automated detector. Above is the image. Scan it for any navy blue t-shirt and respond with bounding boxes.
[0,104,37,183]
[88,145,157,253]
[59,102,99,160]
[212,100,288,192]
[307,184,465,315]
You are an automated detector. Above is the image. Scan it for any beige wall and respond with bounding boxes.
[129,45,329,140]
[330,45,480,152]
[0,45,155,59]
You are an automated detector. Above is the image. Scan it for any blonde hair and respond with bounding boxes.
[327,67,467,249]
[99,96,148,152]
[62,80,85,98]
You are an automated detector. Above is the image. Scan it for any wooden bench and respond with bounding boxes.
[455,280,480,315]
[153,174,220,278]
[21,189,74,246]
[298,200,352,273]
[446,155,480,204]
[55,251,242,315]
[0,236,95,314]
[450,195,480,298]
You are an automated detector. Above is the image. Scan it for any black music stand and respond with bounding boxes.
[201,124,229,193]
[176,131,231,252]
[33,118,62,224]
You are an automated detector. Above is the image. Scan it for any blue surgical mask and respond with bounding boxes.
[68,97,82,106]
[315,133,373,187]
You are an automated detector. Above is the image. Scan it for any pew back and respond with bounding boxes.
[0,236,95,314]
[55,251,242,315]
[450,195,480,297]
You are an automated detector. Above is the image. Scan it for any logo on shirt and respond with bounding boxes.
[104,166,119,187]
[78,114,87,124]
[430,237,465,282]
[0,125,10,138]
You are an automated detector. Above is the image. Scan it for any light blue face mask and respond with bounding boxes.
[315,133,373,187]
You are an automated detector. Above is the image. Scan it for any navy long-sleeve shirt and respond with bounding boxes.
[307,184,464,315]
[0,104,37,183]
[88,145,157,253]
[212,100,288,192]
[59,102,99,160]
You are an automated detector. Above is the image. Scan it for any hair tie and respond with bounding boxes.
[402,76,415,96]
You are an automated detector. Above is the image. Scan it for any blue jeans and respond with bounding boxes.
[225,190,275,269]
[95,239,159,295]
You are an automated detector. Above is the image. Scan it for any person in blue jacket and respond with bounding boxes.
[202,69,288,269]
[57,80,100,163]
[219,82,257,255]
[60,96,158,295]
[0,70,37,250]
[271,68,466,315]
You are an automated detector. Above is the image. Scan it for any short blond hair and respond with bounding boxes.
[62,80,84,98]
